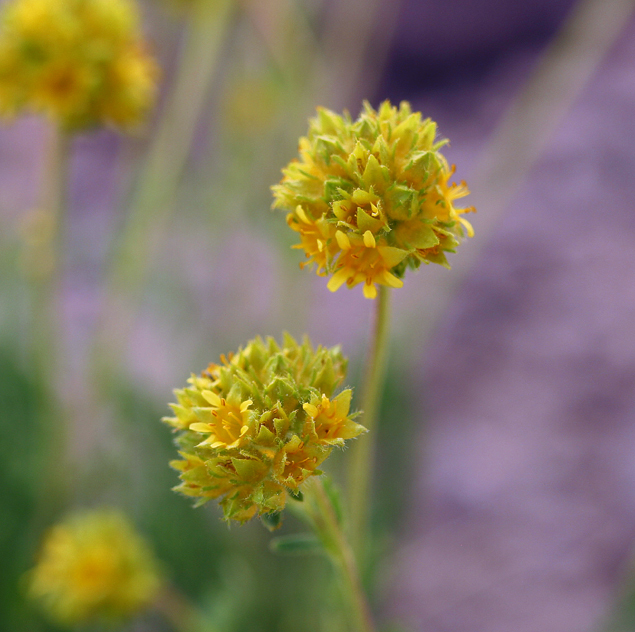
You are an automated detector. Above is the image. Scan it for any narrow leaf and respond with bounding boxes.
[269,534,324,556]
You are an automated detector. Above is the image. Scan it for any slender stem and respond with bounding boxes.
[28,124,72,519]
[348,285,391,564]
[30,125,71,382]
[303,479,376,632]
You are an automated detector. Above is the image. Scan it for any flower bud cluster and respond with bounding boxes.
[28,509,161,625]
[164,334,365,523]
[272,100,475,298]
[0,0,158,130]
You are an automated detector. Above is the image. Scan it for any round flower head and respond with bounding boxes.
[272,100,475,299]
[163,334,366,524]
[0,0,158,130]
[27,509,162,626]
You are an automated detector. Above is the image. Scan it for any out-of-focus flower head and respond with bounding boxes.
[272,100,475,299]
[27,509,162,625]
[164,334,365,524]
[0,0,158,130]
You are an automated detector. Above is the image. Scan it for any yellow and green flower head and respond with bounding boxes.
[272,100,475,299]
[27,509,161,626]
[0,0,158,130]
[164,334,365,524]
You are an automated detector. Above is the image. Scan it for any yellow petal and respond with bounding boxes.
[377,246,408,268]
[201,390,221,407]
[379,270,404,289]
[332,200,351,221]
[296,205,310,223]
[189,423,212,433]
[363,230,376,248]
[363,281,377,299]
[327,268,350,292]
[335,230,351,250]
[460,216,474,238]
[303,403,319,417]
[334,390,352,416]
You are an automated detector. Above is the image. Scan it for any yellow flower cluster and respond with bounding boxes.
[0,0,158,130]
[164,334,365,523]
[272,100,475,299]
[27,509,161,625]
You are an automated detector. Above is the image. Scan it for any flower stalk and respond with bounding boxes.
[348,285,391,563]
[301,478,376,632]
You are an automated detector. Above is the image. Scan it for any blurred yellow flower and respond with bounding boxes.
[0,0,158,130]
[27,509,162,625]
[164,334,366,524]
[272,100,475,299]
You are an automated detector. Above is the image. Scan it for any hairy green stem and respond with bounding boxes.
[348,285,391,564]
[303,479,376,632]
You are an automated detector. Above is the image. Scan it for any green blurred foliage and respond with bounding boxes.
[0,347,62,632]
[0,345,418,631]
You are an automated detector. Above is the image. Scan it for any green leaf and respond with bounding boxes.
[357,207,384,234]
[362,154,386,189]
[288,489,304,502]
[269,534,323,556]
[231,457,267,481]
[404,150,435,180]
[260,511,283,532]
[322,477,343,525]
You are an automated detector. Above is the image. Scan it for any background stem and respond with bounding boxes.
[29,124,72,520]
[30,125,70,383]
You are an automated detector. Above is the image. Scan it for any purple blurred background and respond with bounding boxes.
[379,1,635,631]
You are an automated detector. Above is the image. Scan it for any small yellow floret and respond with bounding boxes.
[189,391,253,449]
